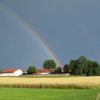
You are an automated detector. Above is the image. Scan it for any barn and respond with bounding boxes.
[0,68,23,76]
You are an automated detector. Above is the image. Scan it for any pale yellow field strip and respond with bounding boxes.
[0,76,99,88]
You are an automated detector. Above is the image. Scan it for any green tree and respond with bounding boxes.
[73,60,80,75]
[53,67,62,74]
[87,60,100,76]
[63,56,100,76]
[63,64,69,73]
[95,66,100,76]
[43,60,57,70]
[68,60,74,74]
[92,61,99,75]
[69,60,78,75]
[27,66,37,74]
[87,60,94,76]
[78,56,87,76]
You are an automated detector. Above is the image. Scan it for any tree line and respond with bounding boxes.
[27,56,100,76]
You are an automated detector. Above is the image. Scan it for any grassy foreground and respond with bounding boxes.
[0,88,100,100]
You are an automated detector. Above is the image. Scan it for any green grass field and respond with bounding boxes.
[0,88,99,100]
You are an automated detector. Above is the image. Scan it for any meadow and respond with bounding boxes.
[0,76,100,89]
[0,88,99,100]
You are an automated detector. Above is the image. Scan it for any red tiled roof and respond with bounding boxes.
[2,68,19,73]
[34,69,50,74]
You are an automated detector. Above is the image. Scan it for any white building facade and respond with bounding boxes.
[0,68,23,76]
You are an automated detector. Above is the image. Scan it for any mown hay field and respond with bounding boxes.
[0,76,100,89]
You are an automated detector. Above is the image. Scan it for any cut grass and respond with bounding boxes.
[0,88,99,100]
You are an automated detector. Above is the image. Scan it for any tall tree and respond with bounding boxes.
[95,66,100,76]
[87,61,100,76]
[78,56,87,76]
[68,60,75,74]
[92,61,99,75]
[87,60,94,76]
[43,60,57,70]
[69,60,79,75]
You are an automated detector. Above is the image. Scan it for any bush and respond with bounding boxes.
[27,66,36,74]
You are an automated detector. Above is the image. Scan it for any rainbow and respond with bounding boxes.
[0,4,62,66]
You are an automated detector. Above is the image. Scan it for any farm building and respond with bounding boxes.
[0,68,23,76]
[34,69,50,75]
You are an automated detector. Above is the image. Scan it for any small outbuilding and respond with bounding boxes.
[34,69,50,75]
[0,68,23,76]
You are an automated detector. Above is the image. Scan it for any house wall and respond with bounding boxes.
[40,72,50,75]
[0,69,23,76]
[14,69,23,76]
[0,73,14,76]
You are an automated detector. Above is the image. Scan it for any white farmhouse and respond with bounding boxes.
[0,68,23,76]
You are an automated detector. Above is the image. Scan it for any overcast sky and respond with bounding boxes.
[0,0,100,70]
